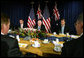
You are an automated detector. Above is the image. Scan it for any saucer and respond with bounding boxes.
[19,43,28,48]
[54,47,61,52]
[32,44,40,47]
[43,41,49,44]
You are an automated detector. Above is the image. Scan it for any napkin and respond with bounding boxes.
[52,41,63,47]
[16,35,20,41]
[32,41,40,47]
[70,35,80,39]
[19,43,28,48]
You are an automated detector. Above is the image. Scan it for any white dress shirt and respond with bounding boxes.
[1,32,4,35]
[80,33,83,37]
[20,24,23,29]
[61,25,65,34]
[38,26,41,31]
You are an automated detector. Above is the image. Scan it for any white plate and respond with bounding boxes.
[32,44,40,47]
[54,47,62,52]
[50,35,54,36]
[70,35,80,39]
[19,43,28,48]
[43,41,49,44]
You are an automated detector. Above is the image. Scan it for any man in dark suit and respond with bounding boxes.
[50,17,60,33]
[34,19,46,31]
[1,13,23,57]
[9,19,25,31]
[1,40,9,57]
[19,19,24,29]
[61,13,83,57]
[1,35,23,57]
[57,19,71,34]
[15,19,25,30]
[11,19,25,30]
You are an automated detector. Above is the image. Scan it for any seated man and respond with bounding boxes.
[34,19,46,31]
[57,19,71,34]
[61,13,83,57]
[19,19,24,29]
[9,19,24,31]
[1,13,23,57]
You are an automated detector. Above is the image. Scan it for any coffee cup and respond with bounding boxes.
[66,33,69,36]
[16,35,20,41]
[53,32,56,35]
[34,41,40,47]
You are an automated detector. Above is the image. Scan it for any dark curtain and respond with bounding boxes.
[1,0,83,34]
[63,1,83,34]
[56,0,83,34]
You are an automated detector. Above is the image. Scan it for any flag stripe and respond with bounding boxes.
[42,5,51,33]
[37,7,42,19]
[27,7,36,28]
[53,5,60,21]
[54,9,59,19]
[28,17,33,28]
[43,18,49,32]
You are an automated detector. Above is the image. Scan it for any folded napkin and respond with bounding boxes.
[19,43,28,48]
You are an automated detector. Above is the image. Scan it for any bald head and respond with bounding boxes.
[38,20,42,27]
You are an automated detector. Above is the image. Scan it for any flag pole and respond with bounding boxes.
[55,2,57,8]
[29,1,34,19]
[31,1,34,8]
[45,1,48,6]
[44,1,52,33]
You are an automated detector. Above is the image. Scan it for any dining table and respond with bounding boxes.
[8,30,80,57]
[18,33,69,57]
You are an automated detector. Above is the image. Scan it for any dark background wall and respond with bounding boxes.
[1,0,83,34]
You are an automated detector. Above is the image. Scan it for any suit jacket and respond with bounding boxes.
[61,35,83,57]
[10,23,26,31]
[50,20,60,33]
[16,24,26,30]
[34,24,46,32]
[57,25,71,34]
[1,40,9,57]
[1,34,23,57]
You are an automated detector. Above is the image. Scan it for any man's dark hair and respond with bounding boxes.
[1,13,9,19]
[1,13,10,29]
[77,13,83,22]
[19,19,23,20]
[61,19,65,21]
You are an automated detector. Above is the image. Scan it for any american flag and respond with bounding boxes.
[53,4,60,21]
[37,4,42,19]
[42,5,51,33]
[27,7,36,28]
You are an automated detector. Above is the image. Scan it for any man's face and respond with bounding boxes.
[75,20,83,35]
[38,20,42,26]
[20,20,24,24]
[3,23,10,34]
[61,20,65,26]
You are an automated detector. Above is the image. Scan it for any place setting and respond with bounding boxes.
[42,39,50,44]
[32,41,40,48]
[52,39,63,52]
